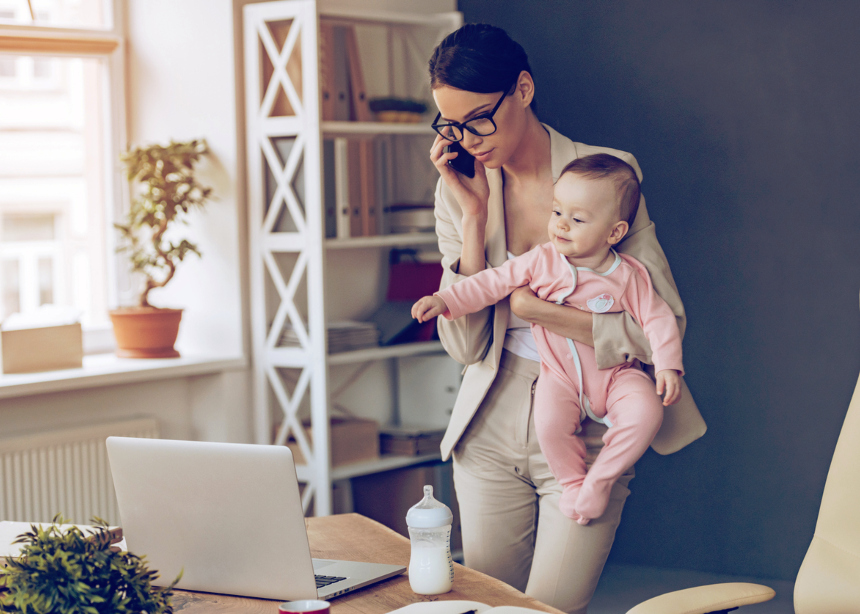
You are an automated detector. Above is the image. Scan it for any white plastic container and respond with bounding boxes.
[405,485,454,595]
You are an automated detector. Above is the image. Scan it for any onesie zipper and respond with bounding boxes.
[555,251,614,430]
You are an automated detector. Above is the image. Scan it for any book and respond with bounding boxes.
[367,301,416,346]
[330,25,352,121]
[359,139,377,236]
[318,22,336,121]
[333,138,351,238]
[278,321,379,353]
[323,139,337,238]
[375,137,391,234]
[346,140,363,237]
[343,25,370,121]
[386,260,444,302]
[387,600,548,614]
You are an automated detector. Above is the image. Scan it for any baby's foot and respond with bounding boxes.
[559,485,582,521]
[574,479,613,523]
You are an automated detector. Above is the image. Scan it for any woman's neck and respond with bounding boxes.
[502,112,551,183]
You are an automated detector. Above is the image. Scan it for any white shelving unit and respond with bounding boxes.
[324,232,438,250]
[243,1,462,515]
[322,121,434,136]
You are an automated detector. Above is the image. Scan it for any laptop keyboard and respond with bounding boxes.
[315,574,347,589]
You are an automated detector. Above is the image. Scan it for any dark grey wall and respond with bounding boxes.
[458,0,860,581]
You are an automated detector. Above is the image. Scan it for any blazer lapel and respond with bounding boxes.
[546,123,579,182]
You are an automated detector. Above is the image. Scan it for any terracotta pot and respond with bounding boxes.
[109,307,183,358]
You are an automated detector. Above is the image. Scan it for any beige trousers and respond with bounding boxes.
[453,350,634,614]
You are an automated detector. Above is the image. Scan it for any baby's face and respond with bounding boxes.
[548,174,622,260]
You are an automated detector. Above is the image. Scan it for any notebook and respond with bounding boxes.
[105,437,405,600]
[387,600,547,614]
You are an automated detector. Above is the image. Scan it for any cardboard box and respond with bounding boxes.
[286,417,379,467]
[1,522,122,567]
[0,323,83,374]
[351,461,462,552]
[379,425,446,456]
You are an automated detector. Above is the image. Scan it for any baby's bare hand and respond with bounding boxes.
[655,370,682,406]
[411,295,447,323]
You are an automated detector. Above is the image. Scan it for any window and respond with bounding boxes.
[0,0,123,351]
[0,0,109,29]
[1,213,60,314]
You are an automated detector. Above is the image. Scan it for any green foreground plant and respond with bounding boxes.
[0,517,179,614]
[116,139,212,308]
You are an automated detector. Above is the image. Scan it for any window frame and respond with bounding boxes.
[0,0,128,353]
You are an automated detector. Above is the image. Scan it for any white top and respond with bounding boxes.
[502,251,541,363]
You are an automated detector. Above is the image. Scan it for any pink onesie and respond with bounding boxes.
[436,243,684,521]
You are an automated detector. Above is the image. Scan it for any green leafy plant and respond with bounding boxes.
[116,139,212,308]
[0,517,179,614]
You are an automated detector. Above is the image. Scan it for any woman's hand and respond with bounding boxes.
[412,295,448,323]
[430,133,490,220]
[509,285,540,322]
[656,370,682,406]
[510,286,595,347]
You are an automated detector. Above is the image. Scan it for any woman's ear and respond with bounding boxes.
[608,221,629,245]
[516,70,535,108]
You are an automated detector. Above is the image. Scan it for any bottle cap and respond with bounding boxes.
[405,485,453,528]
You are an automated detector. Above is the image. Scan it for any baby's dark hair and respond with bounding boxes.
[559,154,641,227]
[428,23,536,109]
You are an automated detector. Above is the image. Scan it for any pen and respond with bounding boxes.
[457,610,477,614]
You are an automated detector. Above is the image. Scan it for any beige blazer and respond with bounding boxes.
[435,125,707,461]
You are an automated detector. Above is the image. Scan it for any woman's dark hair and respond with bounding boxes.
[428,23,536,109]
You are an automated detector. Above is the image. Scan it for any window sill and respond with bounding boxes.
[0,352,248,400]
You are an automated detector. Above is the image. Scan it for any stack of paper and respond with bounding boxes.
[278,321,380,353]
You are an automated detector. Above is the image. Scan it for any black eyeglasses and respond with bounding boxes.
[431,89,507,142]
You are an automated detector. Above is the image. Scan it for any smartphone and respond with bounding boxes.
[444,142,476,178]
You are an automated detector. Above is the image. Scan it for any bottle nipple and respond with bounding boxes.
[406,484,453,528]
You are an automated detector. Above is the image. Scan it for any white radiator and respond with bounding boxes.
[0,418,159,525]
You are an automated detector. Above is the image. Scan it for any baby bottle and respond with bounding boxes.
[405,485,454,595]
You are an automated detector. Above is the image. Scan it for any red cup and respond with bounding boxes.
[278,600,331,614]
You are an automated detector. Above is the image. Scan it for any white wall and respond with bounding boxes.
[125,0,247,360]
[0,370,250,442]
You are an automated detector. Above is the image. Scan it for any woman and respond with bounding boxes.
[428,24,706,613]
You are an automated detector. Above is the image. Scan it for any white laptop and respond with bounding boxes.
[105,437,405,601]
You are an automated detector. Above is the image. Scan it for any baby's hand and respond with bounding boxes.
[412,295,447,323]
[655,370,682,406]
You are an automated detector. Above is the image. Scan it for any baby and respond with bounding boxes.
[412,153,683,525]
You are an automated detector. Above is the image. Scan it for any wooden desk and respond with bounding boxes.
[170,514,563,614]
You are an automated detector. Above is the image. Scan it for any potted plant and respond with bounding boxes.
[0,518,179,613]
[109,139,212,358]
